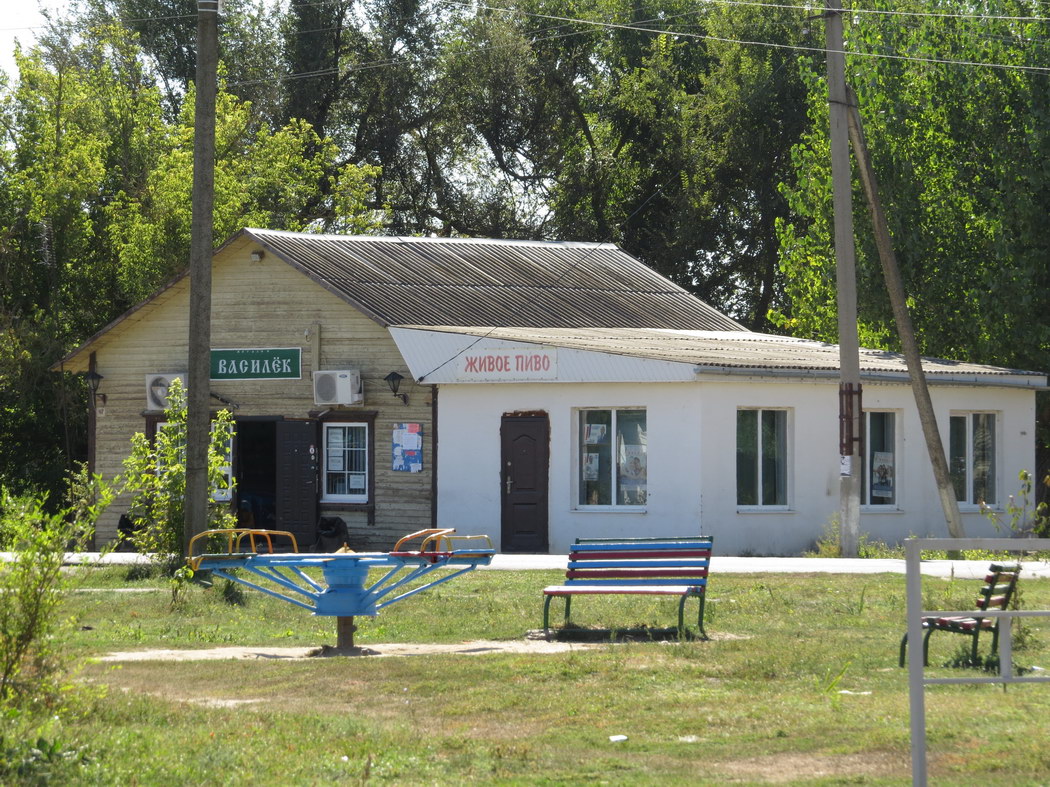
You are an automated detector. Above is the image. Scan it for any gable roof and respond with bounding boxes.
[52,229,744,371]
[245,229,745,331]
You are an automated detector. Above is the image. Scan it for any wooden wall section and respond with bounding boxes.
[88,235,433,549]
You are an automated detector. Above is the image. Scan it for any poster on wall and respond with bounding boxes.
[871,451,894,498]
[393,423,423,473]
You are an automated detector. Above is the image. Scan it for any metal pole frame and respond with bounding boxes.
[905,537,1050,785]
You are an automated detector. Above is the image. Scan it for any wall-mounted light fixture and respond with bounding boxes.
[249,249,264,263]
[384,371,409,406]
[84,370,107,409]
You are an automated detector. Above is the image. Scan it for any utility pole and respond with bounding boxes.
[844,86,966,541]
[185,0,220,555]
[825,0,862,557]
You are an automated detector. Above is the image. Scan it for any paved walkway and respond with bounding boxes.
[57,551,1050,580]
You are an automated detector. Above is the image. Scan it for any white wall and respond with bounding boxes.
[437,377,1037,555]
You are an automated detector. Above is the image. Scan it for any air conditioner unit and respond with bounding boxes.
[145,373,186,411]
[313,370,362,406]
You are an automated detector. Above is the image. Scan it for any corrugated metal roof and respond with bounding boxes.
[247,229,745,331]
[396,326,1048,385]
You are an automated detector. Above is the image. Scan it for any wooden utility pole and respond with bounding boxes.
[844,87,966,540]
[185,0,220,555]
[825,0,862,556]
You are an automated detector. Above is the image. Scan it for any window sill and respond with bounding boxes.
[735,507,794,514]
[572,507,647,514]
[860,506,902,514]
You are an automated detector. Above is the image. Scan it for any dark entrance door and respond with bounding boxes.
[500,414,550,553]
[234,420,278,530]
[275,420,318,546]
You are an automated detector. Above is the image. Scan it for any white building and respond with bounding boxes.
[393,326,1045,555]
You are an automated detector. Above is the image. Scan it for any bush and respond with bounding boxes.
[120,377,235,575]
[0,466,112,706]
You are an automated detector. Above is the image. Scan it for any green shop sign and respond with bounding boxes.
[210,348,301,380]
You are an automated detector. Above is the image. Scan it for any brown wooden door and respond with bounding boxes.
[275,420,318,545]
[500,414,550,553]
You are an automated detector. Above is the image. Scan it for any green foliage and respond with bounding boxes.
[0,710,90,784]
[120,378,236,574]
[777,0,1050,376]
[983,470,1050,538]
[0,13,380,501]
[0,466,112,706]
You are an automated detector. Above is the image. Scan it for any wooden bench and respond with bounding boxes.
[542,536,713,639]
[899,562,1021,667]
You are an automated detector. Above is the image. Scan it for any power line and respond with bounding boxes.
[445,1,1050,74]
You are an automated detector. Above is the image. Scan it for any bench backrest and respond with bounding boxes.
[564,536,713,587]
[975,563,1020,614]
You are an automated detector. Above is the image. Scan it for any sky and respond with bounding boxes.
[0,2,64,80]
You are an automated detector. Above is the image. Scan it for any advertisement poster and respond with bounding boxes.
[620,445,647,482]
[584,424,608,444]
[584,452,600,481]
[871,451,894,498]
[393,423,423,473]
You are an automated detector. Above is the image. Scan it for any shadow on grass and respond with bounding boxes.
[539,625,707,642]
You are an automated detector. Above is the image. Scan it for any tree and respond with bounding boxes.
[777,0,1050,372]
[0,15,380,499]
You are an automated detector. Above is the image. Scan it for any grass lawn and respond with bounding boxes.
[23,565,1050,784]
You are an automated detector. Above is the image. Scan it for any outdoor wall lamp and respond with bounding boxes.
[84,370,107,409]
[384,371,409,406]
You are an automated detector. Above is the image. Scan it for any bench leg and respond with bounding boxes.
[543,595,572,640]
[899,630,933,668]
[676,593,708,640]
[542,594,555,640]
[921,627,934,667]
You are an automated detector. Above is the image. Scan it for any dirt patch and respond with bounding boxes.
[97,639,599,661]
[710,751,909,783]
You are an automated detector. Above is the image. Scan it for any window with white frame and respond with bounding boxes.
[863,411,896,506]
[736,408,788,506]
[949,412,997,506]
[578,409,647,507]
[323,422,369,503]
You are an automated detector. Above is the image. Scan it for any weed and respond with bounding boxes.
[169,565,194,610]
[221,578,247,606]
[818,661,850,694]
[0,708,90,782]
[807,516,904,558]
[844,586,867,616]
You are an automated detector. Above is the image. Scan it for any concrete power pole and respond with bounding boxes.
[825,0,862,557]
[844,87,966,541]
[185,0,220,555]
